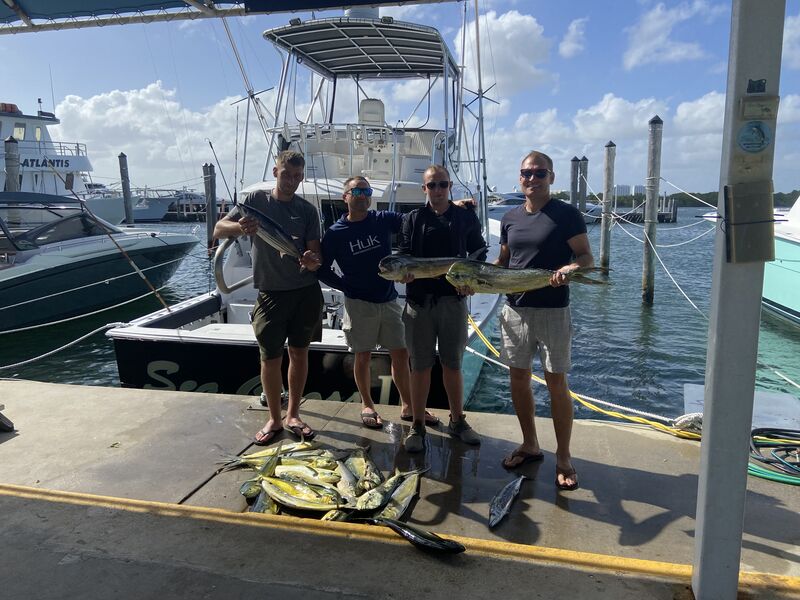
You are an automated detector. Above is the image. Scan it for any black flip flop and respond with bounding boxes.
[252,427,282,446]
[284,421,316,440]
[502,449,544,469]
[400,410,440,426]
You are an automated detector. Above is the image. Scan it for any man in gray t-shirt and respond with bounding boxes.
[214,151,323,445]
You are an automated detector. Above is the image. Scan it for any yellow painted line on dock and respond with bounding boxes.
[1,483,798,594]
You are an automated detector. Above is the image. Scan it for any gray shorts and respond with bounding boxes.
[402,295,467,371]
[342,297,407,353]
[499,304,572,373]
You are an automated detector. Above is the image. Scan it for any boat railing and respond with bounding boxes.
[2,140,89,157]
[267,122,446,182]
[213,237,253,294]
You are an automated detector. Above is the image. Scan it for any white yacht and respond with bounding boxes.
[0,102,126,224]
[107,10,501,408]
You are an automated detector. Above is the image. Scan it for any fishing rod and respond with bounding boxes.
[39,157,171,311]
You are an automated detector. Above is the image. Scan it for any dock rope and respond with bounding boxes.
[468,314,800,484]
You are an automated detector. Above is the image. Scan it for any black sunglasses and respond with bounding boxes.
[425,180,451,190]
[520,169,551,180]
[347,187,373,197]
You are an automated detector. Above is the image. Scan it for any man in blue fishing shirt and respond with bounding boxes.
[318,176,412,428]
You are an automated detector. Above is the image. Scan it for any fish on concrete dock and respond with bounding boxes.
[488,475,527,528]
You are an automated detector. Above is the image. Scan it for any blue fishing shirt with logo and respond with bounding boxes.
[319,210,403,303]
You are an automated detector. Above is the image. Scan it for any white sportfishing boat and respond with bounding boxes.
[762,195,800,325]
[107,9,502,407]
[0,101,126,224]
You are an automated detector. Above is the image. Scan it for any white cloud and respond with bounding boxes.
[559,17,589,58]
[623,1,726,70]
[457,10,552,96]
[784,13,800,69]
[573,93,669,141]
[50,82,271,194]
[674,91,725,134]
[778,94,800,124]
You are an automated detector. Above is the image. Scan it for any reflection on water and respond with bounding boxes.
[1,214,798,421]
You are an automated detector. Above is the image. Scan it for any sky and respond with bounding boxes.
[2,0,799,198]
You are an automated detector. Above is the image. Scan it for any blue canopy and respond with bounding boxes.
[0,1,449,33]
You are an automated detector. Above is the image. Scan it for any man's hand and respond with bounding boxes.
[239,216,258,236]
[453,198,477,209]
[550,266,576,287]
[454,284,475,296]
[300,250,322,272]
[399,273,415,284]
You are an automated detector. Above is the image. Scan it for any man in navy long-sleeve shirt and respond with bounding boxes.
[318,176,412,428]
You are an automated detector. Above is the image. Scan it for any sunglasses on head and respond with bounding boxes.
[347,187,373,197]
[520,168,551,180]
[425,180,451,190]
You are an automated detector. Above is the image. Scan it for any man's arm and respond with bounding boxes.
[213,208,256,239]
[465,214,488,261]
[317,233,345,290]
[551,233,594,287]
[300,238,323,272]
[495,243,510,267]
[397,211,413,255]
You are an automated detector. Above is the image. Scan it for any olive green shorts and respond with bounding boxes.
[251,283,323,361]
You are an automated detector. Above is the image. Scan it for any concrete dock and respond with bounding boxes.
[1,380,798,599]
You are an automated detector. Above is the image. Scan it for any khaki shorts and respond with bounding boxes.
[342,297,406,353]
[402,295,467,371]
[251,284,323,360]
[499,304,572,373]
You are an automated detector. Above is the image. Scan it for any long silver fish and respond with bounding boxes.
[488,475,527,528]
[446,261,607,294]
[238,203,302,259]
[375,517,465,554]
[335,460,360,503]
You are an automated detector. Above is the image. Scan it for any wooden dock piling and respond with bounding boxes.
[600,141,615,270]
[642,115,663,305]
[118,152,133,226]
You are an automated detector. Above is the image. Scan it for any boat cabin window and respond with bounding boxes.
[13,123,25,140]
[35,126,42,142]
[29,214,109,245]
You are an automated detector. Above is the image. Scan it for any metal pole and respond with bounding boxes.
[599,141,615,270]
[693,2,783,598]
[569,156,579,207]
[578,155,588,213]
[4,137,20,192]
[473,0,489,235]
[641,116,663,304]
[118,152,133,226]
[204,163,218,252]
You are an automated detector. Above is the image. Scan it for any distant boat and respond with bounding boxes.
[762,196,800,326]
[488,192,602,224]
[0,102,125,224]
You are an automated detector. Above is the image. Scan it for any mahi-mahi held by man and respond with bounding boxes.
[445,261,607,294]
[378,246,487,282]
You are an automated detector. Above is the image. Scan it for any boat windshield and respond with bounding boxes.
[0,205,120,250]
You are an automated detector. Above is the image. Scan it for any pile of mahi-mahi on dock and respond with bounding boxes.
[221,440,464,553]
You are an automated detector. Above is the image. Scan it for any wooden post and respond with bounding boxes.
[203,163,218,252]
[578,155,588,213]
[569,156,579,207]
[4,136,20,192]
[599,141,615,270]
[641,116,663,304]
[118,152,133,226]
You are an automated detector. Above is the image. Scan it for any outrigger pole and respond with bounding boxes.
[473,0,489,234]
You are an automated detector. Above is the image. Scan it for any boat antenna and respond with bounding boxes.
[206,138,233,203]
[40,158,171,311]
[49,64,56,113]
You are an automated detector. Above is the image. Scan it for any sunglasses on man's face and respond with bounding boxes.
[520,169,551,180]
[347,187,373,197]
[425,180,451,190]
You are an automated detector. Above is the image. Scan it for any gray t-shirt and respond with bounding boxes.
[235,189,321,292]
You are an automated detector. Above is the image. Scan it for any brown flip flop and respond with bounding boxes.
[284,420,316,440]
[400,410,440,426]
[361,410,383,429]
[555,466,579,491]
[253,427,282,446]
[502,449,544,469]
